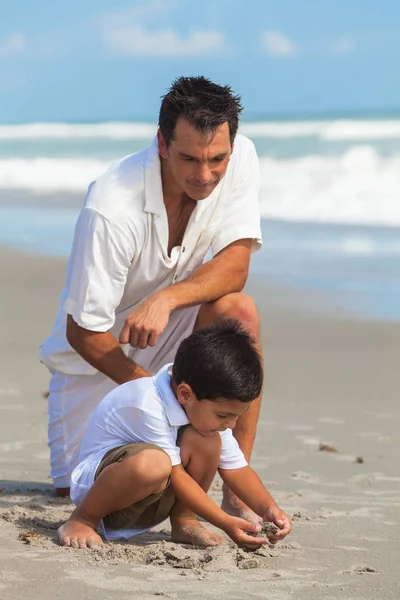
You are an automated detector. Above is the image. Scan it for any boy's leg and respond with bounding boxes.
[170,426,226,547]
[58,446,171,548]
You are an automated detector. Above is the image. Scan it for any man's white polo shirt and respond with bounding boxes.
[70,364,248,540]
[40,134,262,376]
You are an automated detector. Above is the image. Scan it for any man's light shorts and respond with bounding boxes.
[47,306,199,488]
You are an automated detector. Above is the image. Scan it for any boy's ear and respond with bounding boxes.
[176,383,194,406]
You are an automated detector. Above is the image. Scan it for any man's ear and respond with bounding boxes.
[157,129,168,159]
[176,383,194,406]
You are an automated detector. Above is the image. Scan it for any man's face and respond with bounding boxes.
[176,383,250,437]
[158,118,233,201]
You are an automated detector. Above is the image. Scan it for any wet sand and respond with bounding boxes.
[0,246,399,599]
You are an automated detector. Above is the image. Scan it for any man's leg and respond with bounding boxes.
[170,425,227,547]
[48,369,117,496]
[58,447,172,548]
[194,292,263,523]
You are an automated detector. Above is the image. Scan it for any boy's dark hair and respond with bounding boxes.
[172,319,263,402]
[158,76,243,147]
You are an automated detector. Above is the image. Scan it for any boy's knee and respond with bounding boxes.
[125,448,172,484]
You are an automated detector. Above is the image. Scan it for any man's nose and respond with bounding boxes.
[195,162,212,183]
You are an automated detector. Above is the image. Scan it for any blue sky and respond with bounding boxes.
[1,0,399,122]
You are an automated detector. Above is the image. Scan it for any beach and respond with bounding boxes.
[1,246,399,599]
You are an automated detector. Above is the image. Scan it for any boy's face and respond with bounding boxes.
[176,384,251,437]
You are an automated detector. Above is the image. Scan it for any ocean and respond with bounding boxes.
[0,116,399,321]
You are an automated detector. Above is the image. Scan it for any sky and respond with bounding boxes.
[1,0,399,122]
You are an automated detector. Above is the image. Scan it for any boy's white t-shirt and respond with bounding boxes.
[70,364,248,540]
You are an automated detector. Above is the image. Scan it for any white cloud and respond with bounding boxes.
[262,30,297,57]
[102,26,230,58]
[0,33,26,59]
[332,36,355,55]
[96,0,177,28]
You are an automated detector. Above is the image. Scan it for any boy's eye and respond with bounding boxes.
[217,415,228,419]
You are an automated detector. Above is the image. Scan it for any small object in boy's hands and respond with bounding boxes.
[318,443,339,453]
[250,521,280,539]
[261,521,280,539]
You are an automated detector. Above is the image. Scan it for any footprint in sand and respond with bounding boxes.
[341,565,381,575]
[291,471,319,484]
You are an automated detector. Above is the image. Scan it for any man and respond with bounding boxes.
[40,76,263,522]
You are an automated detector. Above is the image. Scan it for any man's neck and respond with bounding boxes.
[160,155,192,209]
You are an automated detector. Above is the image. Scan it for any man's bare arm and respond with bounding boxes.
[67,238,253,378]
[66,316,150,384]
[163,238,252,311]
[119,239,253,347]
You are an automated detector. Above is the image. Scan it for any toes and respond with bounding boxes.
[58,536,69,547]
[70,538,79,549]
[77,538,87,549]
[87,537,103,549]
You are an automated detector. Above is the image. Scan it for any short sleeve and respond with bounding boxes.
[63,206,135,332]
[218,429,248,470]
[107,406,182,467]
[211,138,262,257]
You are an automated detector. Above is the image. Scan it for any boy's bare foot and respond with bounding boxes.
[221,484,262,524]
[58,517,103,548]
[55,487,70,497]
[171,518,226,547]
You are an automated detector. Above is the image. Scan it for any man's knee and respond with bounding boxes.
[198,292,259,331]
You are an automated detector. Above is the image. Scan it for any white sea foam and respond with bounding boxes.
[258,145,400,226]
[241,120,400,140]
[0,157,111,192]
[1,119,400,140]
[1,145,399,226]
[0,122,156,140]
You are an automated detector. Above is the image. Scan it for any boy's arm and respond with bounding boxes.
[170,465,266,548]
[219,465,292,543]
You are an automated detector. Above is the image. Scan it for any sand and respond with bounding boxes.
[1,246,399,599]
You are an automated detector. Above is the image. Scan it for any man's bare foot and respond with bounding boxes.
[171,518,226,547]
[55,487,70,497]
[221,484,262,525]
[58,518,103,548]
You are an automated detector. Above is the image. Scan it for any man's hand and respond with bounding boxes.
[223,516,268,550]
[119,293,173,349]
[262,505,292,544]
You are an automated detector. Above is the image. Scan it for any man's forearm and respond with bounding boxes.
[66,316,149,384]
[162,239,252,312]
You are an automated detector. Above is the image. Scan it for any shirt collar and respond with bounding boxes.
[144,136,164,216]
[153,364,189,427]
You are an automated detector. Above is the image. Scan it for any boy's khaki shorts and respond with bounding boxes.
[95,443,176,530]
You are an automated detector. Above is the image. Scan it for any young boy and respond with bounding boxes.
[58,320,292,550]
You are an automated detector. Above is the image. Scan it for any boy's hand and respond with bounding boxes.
[262,505,292,544]
[224,517,268,550]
